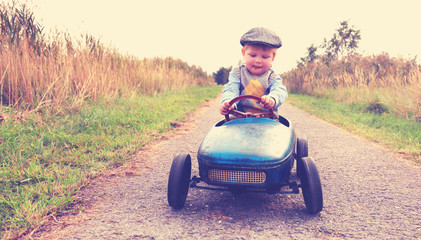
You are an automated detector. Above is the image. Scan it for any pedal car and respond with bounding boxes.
[167,95,323,214]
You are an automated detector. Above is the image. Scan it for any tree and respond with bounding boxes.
[321,20,361,62]
[297,20,361,67]
[213,66,232,85]
[298,44,318,66]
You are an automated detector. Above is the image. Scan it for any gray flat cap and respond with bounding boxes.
[240,27,282,48]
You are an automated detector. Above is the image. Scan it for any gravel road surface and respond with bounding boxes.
[30,97,421,240]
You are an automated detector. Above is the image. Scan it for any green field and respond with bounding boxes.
[287,94,421,163]
[0,85,221,239]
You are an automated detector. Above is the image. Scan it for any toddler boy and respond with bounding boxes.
[220,27,288,117]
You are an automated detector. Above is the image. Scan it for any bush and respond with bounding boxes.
[364,102,389,115]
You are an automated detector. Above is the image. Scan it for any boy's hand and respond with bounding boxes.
[220,101,234,115]
[260,95,275,109]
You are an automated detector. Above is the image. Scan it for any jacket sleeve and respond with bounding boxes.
[267,75,288,109]
[220,70,241,104]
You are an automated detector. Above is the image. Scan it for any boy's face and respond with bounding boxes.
[242,45,276,76]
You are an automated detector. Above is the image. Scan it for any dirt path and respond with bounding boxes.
[28,96,421,239]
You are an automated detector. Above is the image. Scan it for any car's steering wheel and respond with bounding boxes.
[225,95,275,122]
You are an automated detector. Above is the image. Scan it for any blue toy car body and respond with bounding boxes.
[197,117,295,191]
[167,95,323,214]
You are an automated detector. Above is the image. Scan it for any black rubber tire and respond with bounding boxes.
[296,137,308,159]
[296,137,308,178]
[167,153,191,209]
[298,157,323,214]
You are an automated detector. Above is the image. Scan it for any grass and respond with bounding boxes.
[1,2,212,112]
[0,35,212,111]
[286,94,421,163]
[282,50,420,163]
[282,53,421,121]
[0,3,219,238]
[0,85,221,239]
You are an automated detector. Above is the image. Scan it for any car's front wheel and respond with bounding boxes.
[168,153,191,209]
[298,156,323,214]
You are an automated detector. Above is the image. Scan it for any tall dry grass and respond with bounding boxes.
[0,2,212,113]
[0,35,212,112]
[282,53,421,120]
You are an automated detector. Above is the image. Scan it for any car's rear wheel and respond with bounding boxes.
[296,137,308,178]
[296,137,308,158]
[298,157,323,214]
[168,153,191,209]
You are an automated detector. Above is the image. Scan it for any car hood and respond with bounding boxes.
[198,118,295,167]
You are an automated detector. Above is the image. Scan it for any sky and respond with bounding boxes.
[27,0,421,74]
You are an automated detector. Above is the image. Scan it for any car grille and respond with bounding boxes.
[208,169,266,184]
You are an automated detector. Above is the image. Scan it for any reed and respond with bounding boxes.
[0,34,212,113]
[0,2,212,113]
[282,53,421,120]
